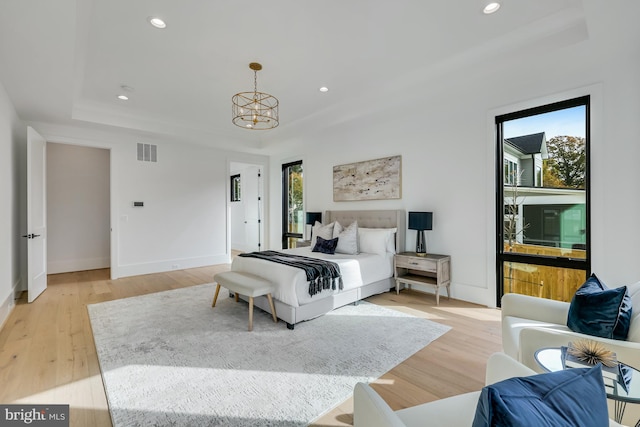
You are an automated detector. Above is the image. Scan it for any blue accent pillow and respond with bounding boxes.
[312,236,338,255]
[567,273,632,340]
[472,364,608,427]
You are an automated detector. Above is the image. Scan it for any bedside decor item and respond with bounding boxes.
[232,62,279,130]
[333,155,401,201]
[408,211,432,256]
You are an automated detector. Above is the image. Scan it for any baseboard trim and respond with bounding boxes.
[0,277,22,332]
[117,254,229,279]
[407,281,494,308]
[48,257,110,275]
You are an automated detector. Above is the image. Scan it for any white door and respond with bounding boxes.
[26,126,47,302]
[244,166,263,252]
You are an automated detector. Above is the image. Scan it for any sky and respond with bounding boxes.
[503,105,586,139]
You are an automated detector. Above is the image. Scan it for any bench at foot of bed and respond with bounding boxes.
[212,271,278,331]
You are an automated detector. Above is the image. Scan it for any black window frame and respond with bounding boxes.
[282,160,303,249]
[495,95,591,307]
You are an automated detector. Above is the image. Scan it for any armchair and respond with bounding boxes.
[353,352,625,427]
[501,281,640,372]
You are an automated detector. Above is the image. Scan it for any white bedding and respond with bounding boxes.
[230,247,394,307]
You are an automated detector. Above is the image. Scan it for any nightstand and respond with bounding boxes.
[394,252,451,305]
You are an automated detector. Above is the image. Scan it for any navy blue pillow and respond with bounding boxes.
[472,364,608,427]
[312,236,338,254]
[567,273,632,340]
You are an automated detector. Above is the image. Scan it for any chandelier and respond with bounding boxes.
[232,62,279,130]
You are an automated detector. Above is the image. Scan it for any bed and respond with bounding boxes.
[230,209,406,329]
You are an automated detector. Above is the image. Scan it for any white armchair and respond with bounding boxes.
[353,352,625,427]
[501,281,640,372]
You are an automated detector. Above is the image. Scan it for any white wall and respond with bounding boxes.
[268,15,640,307]
[35,124,269,280]
[0,79,25,328]
[47,143,110,274]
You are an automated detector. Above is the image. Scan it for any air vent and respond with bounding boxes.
[137,143,157,162]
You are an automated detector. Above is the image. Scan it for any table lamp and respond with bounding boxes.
[408,211,432,256]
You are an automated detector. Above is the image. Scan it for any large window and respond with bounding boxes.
[496,96,590,305]
[282,160,304,249]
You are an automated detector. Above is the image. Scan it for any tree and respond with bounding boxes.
[504,170,530,293]
[542,159,565,188]
[288,165,304,232]
[544,136,586,189]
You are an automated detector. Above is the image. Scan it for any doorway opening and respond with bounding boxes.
[47,143,111,275]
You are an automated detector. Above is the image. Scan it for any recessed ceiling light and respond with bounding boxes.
[148,17,167,29]
[117,95,129,101]
[319,87,329,93]
[483,2,501,14]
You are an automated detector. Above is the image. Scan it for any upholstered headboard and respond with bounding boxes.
[324,210,406,253]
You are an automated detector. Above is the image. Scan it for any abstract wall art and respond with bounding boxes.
[333,155,402,201]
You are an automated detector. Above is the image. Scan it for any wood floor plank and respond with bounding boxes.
[0,265,503,427]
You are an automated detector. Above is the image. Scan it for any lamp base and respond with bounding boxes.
[415,230,427,256]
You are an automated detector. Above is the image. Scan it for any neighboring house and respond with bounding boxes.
[503,132,585,249]
[503,132,548,187]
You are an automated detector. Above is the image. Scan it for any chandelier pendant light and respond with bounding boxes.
[232,62,279,130]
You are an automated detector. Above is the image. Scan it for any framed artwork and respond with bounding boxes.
[333,155,402,201]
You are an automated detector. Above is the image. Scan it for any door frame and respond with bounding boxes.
[41,134,118,279]
[225,159,269,256]
[226,159,269,257]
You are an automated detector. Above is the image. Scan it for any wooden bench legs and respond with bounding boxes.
[211,283,277,331]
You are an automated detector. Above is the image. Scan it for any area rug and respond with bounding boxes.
[88,283,450,426]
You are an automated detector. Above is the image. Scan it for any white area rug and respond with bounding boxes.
[88,283,450,426]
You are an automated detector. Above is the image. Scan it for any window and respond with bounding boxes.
[504,160,518,185]
[496,96,590,305]
[282,161,304,248]
[230,174,241,202]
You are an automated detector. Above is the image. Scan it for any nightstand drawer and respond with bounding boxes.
[395,256,436,272]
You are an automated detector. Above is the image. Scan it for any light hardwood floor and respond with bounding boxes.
[0,264,503,427]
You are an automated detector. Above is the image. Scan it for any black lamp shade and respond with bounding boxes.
[306,212,322,225]
[408,212,433,230]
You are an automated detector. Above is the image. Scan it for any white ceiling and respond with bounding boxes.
[0,0,636,153]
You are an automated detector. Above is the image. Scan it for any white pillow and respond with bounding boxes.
[312,221,335,241]
[335,221,358,255]
[358,227,397,255]
[333,221,344,238]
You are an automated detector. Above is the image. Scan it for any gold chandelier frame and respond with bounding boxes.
[232,62,279,130]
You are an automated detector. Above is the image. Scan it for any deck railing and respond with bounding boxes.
[503,243,586,302]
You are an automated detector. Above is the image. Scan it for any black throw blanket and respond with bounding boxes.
[238,250,343,297]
